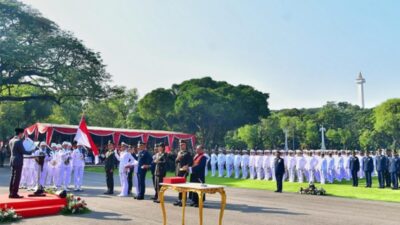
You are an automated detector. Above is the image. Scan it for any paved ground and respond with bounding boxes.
[0,166,399,225]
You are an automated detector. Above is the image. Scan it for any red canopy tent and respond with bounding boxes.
[25,123,196,149]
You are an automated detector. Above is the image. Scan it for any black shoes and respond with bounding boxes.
[9,195,24,199]
[173,201,182,207]
[104,191,114,195]
[274,190,282,193]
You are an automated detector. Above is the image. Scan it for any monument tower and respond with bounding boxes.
[356,72,366,108]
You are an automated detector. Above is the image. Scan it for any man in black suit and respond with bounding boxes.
[363,151,374,188]
[274,151,285,193]
[153,143,168,203]
[9,128,32,198]
[173,140,193,206]
[376,149,387,188]
[349,151,360,187]
[104,141,117,195]
[136,141,152,200]
[189,145,208,207]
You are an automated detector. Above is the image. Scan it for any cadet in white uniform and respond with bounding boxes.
[114,142,137,197]
[72,144,87,191]
[343,151,351,181]
[57,142,73,190]
[204,150,211,176]
[33,142,51,188]
[262,150,271,181]
[241,150,249,179]
[234,150,242,179]
[249,150,256,179]
[217,149,226,178]
[358,151,365,179]
[270,150,277,181]
[327,151,336,183]
[295,150,306,183]
[318,152,328,184]
[46,143,59,187]
[287,150,296,182]
[225,149,234,178]
[210,149,218,177]
[335,151,345,182]
[255,150,264,180]
[20,151,36,189]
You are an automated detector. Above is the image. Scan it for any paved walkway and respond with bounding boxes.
[0,167,398,225]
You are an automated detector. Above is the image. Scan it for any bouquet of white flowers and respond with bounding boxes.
[0,206,21,223]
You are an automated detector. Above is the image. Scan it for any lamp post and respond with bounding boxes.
[320,125,326,151]
[283,128,289,151]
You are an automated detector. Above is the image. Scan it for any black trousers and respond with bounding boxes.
[9,165,23,196]
[127,170,133,194]
[275,173,283,192]
[137,170,147,198]
[0,153,4,167]
[351,170,358,187]
[385,170,391,187]
[377,171,385,188]
[154,175,165,199]
[106,170,114,193]
[365,171,372,187]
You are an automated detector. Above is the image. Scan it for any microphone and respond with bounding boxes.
[199,178,207,187]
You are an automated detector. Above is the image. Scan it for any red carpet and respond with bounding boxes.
[0,193,67,218]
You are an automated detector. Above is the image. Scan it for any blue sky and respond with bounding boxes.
[22,0,400,109]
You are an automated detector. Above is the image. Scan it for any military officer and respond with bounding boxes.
[376,149,387,188]
[104,141,117,195]
[241,150,249,179]
[234,150,242,179]
[72,143,87,191]
[210,149,218,177]
[389,151,399,189]
[189,145,208,207]
[174,140,193,206]
[217,149,226,178]
[363,151,374,188]
[349,151,360,187]
[249,150,256,179]
[274,151,285,193]
[225,149,234,178]
[262,150,271,181]
[136,141,152,200]
[115,142,137,197]
[153,143,168,203]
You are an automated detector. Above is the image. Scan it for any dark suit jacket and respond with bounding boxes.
[137,150,152,174]
[363,156,374,172]
[104,150,118,171]
[274,157,285,175]
[349,156,360,172]
[9,136,32,167]
[175,150,193,176]
[389,157,400,173]
[154,152,168,177]
[190,154,207,183]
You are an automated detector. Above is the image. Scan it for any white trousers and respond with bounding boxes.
[38,166,49,187]
[327,169,335,183]
[234,166,241,178]
[288,168,296,182]
[47,167,58,186]
[297,169,305,183]
[256,167,264,180]
[226,164,233,177]
[73,166,84,189]
[58,166,72,189]
[270,167,276,181]
[218,164,225,177]
[21,167,36,187]
[249,166,256,179]
[320,169,328,184]
[263,167,271,180]
[133,173,139,196]
[119,172,129,196]
[242,166,248,179]
[211,163,217,177]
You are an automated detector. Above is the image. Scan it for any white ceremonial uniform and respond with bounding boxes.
[217,153,226,177]
[287,155,296,182]
[318,157,328,184]
[343,154,351,181]
[33,147,51,187]
[270,153,277,181]
[58,148,72,190]
[72,147,86,190]
[249,152,256,179]
[234,154,242,179]
[20,156,35,188]
[225,153,234,178]
[296,154,306,183]
[204,153,211,176]
[327,156,336,183]
[210,153,218,177]
[372,154,377,176]
[358,154,365,179]
[262,154,271,180]
[255,153,264,180]
[47,150,59,187]
[335,155,345,182]
[115,150,137,197]
[241,153,250,179]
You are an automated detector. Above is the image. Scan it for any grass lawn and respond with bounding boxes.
[85,166,400,203]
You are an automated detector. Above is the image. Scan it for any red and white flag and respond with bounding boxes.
[74,116,100,164]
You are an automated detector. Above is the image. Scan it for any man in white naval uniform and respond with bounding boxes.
[241,150,249,179]
[335,151,345,182]
[234,150,242,179]
[358,151,366,179]
[318,152,328,184]
[371,151,377,176]
[327,151,336,183]
[314,150,322,183]
[225,149,234,178]
[343,151,351,181]
[296,150,306,183]
[33,142,52,188]
[217,149,226,178]
[287,150,297,182]
[249,150,256,179]
[210,149,218,177]
[204,150,211,176]
[57,142,73,190]
[20,151,36,189]
[114,143,137,197]
[270,150,277,181]
[262,150,271,181]
[46,143,59,187]
[255,150,264,180]
[72,144,87,191]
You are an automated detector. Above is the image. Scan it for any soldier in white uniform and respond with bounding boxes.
[204,150,211,176]
[358,151,366,179]
[46,143,59,187]
[217,149,226,178]
[295,150,306,183]
[225,149,234,178]
[255,150,264,180]
[318,152,328,184]
[270,150,277,181]
[335,151,345,182]
[314,150,322,183]
[249,150,256,179]
[234,150,242,179]
[327,151,336,183]
[343,150,351,181]
[241,150,249,179]
[114,142,137,197]
[57,142,73,190]
[72,144,87,191]
[287,150,297,182]
[20,150,36,189]
[33,142,52,188]
[262,150,271,181]
[371,151,377,176]
[210,149,218,177]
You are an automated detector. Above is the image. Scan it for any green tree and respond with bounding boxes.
[374,98,400,149]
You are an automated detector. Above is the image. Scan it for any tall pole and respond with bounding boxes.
[320,125,326,151]
[283,128,289,151]
[356,72,366,109]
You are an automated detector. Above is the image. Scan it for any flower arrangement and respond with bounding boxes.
[299,182,327,196]
[0,206,21,223]
[61,194,90,215]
